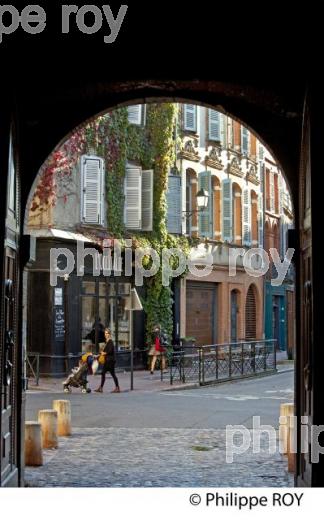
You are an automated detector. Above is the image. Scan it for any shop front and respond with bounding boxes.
[27,237,146,376]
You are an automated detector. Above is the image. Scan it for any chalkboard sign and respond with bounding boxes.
[54,307,65,340]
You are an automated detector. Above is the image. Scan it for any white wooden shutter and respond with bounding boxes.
[142,169,153,231]
[243,187,251,245]
[198,171,212,238]
[222,178,232,242]
[208,109,220,140]
[124,168,142,229]
[167,175,182,234]
[184,104,197,132]
[258,192,264,247]
[242,127,249,155]
[127,105,142,125]
[81,155,104,225]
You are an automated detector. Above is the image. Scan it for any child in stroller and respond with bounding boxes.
[63,352,93,393]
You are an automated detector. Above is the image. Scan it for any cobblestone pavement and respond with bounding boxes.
[25,427,293,487]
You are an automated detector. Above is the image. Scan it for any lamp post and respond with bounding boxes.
[182,188,209,218]
[63,274,69,373]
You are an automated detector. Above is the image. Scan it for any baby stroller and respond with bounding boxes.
[63,353,93,393]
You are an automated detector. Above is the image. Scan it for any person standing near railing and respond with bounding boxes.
[148,324,166,374]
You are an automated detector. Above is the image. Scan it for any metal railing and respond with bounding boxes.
[168,339,277,385]
[25,349,148,382]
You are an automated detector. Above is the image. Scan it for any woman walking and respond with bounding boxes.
[95,328,120,393]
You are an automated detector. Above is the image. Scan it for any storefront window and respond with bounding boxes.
[117,296,130,350]
[81,279,131,352]
[81,296,96,352]
[82,281,96,295]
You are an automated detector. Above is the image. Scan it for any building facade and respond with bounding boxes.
[262,150,295,356]
[26,103,294,374]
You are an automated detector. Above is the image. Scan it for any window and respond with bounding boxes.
[81,155,105,225]
[242,187,251,245]
[124,167,153,231]
[198,171,213,238]
[127,104,146,126]
[245,285,257,340]
[183,104,197,132]
[166,175,182,234]
[222,178,232,242]
[241,127,249,156]
[208,109,220,141]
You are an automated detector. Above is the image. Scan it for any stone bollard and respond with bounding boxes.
[25,421,43,466]
[38,409,58,449]
[279,402,294,455]
[52,400,71,436]
[287,414,296,473]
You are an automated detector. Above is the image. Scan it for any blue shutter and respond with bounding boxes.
[198,171,212,238]
[242,127,249,155]
[220,113,226,147]
[167,175,182,234]
[208,109,220,140]
[184,104,197,132]
[243,187,251,245]
[222,179,232,242]
[258,192,264,247]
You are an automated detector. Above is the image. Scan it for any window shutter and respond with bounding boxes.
[208,109,220,140]
[167,175,182,234]
[81,155,104,225]
[198,171,212,238]
[184,104,197,132]
[141,169,153,231]
[124,168,142,229]
[270,171,275,212]
[222,178,232,242]
[127,105,142,125]
[245,286,256,340]
[243,187,251,245]
[278,174,284,215]
[258,192,264,247]
[220,113,226,147]
[242,127,249,155]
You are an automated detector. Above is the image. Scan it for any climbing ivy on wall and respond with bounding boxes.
[31,103,193,346]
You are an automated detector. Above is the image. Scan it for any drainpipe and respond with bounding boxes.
[260,160,266,341]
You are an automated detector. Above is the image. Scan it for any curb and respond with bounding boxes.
[161,367,294,392]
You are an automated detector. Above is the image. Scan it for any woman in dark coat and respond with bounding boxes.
[95,328,120,393]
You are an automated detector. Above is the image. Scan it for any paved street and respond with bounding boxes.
[25,370,294,487]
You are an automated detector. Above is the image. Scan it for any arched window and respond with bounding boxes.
[245,285,257,340]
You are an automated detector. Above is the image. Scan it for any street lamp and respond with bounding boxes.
[183,188,209,218]
[63,274,69,373]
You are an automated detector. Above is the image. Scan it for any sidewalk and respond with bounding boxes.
[27,370,175,393]
[27,360,294,394]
